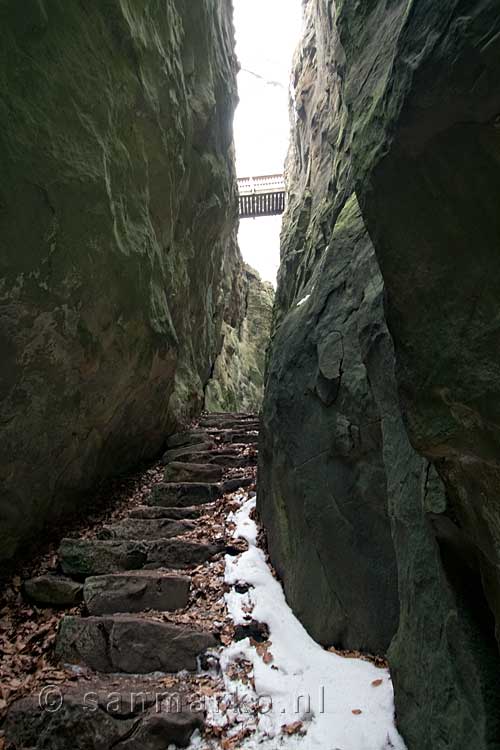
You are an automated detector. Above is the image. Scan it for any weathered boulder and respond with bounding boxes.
[0,0,240,562]
[205,265,274,413]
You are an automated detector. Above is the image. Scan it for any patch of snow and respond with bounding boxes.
[296,294,310,307]
[192,494,406,749]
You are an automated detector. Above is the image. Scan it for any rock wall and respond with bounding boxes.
[259,1,399,655]
[205,264,274,414]
[260,1,500,747]
[0,0,240,562]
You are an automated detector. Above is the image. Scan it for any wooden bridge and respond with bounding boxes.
[238,174,286,219]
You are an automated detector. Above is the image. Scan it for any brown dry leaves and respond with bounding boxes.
[282,720,305,735]
[327,644,388,669]
[0,578,76,722]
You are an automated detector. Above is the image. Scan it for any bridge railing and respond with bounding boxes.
[237,174,286,218]
[237,174,285,195]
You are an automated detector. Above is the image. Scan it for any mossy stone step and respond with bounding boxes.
[129,505,207,520]
[59,537,221,578]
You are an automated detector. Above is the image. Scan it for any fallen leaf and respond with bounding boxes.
[352,709,363,715]
[371,679,383,687]
[282,721,304,735]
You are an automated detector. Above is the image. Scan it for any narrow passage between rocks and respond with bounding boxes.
[1,413,403,750]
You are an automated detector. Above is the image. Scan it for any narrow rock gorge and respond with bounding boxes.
[260,1,500,748]
[205,264,274,414]
[2,1,500,749]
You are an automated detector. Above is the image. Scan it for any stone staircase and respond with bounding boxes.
[4,413,259,750]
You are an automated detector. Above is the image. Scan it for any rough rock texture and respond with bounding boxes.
[259,3,398,655]
[83,571,190,615]
[23,575,83,607]
[260,195,400,653]
[59,536,221,577]
[205,265,274,413]
[55,615,217,673]
[5,683,204,750]
[0,0,240,562]
[260,1,500,747]
[336,4,500,747]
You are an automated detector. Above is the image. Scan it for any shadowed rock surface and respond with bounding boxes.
[259,1,500,747]
[23,575,83,608]
[205,265,274,413]
[163,461,224,484]
[5,684,204,750]
[162,443,217,464]
[149,482,221,508]
[0,0,243,562]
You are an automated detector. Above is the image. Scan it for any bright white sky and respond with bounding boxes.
[233,0,303,286]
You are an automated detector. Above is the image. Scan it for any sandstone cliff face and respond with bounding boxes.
[0,1,239,561]
[260,1,500,747]
[259,1,399,655]
[205,264,274,414]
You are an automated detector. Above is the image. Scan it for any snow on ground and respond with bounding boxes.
[191,494,406,750]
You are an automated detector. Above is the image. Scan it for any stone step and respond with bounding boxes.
[166,430,208,449]
[129,505,207,520]
[5,678,204,750]
[83,571,190,615]
[55,615,217,674]
[162,441,216,464]
[163,461,224,484]
[222,476,255,493]
[209,430,259,444]
[97,518,195,541]
[59,537,221,578]
[23,575,83,607]
[146,538,223,569]
[148,482,221,508]
[208,453,257,468]
[199,418,260,430]
[199,411,257,422]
